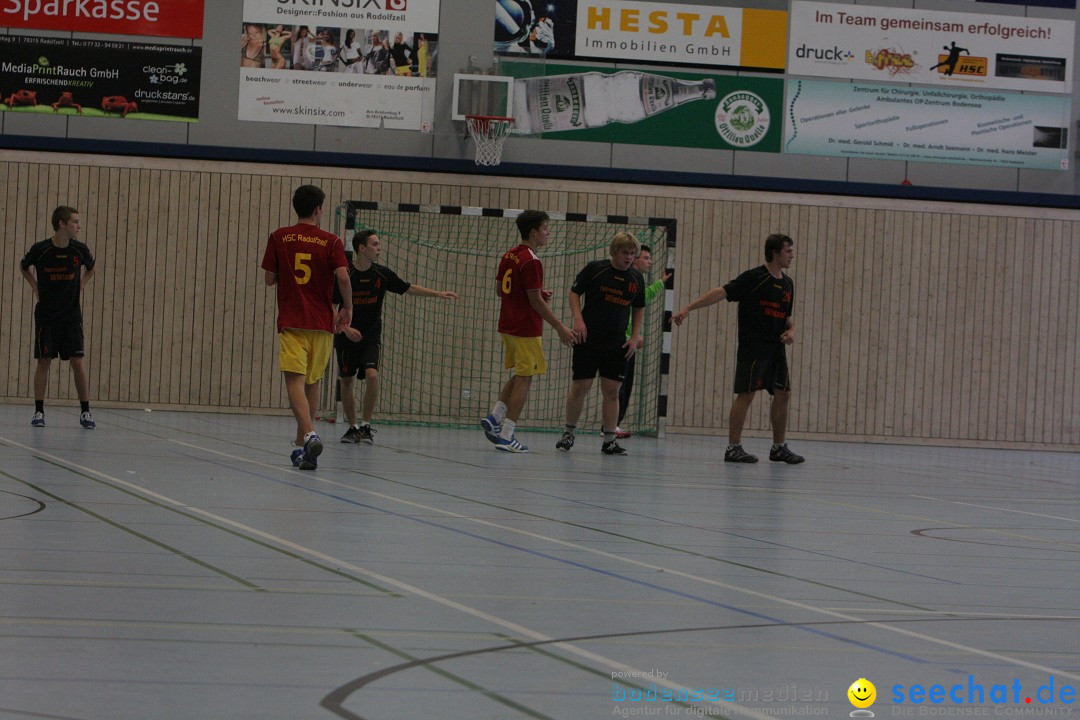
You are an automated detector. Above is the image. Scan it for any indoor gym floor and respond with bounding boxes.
[0,404,1077,720]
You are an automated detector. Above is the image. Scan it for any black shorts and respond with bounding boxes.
[336,333,381,377]
[34,318,84,360]
[733,346,790,395]
[572,342,626,382]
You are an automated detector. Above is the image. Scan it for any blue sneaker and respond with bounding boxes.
[80,411,96,429]
[290,449,304,467]
[299,433,323,470]
[31,412,45,427]
[493,435,529,453]
[479,415,501,444]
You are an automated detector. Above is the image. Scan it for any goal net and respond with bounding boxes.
[328,202,672,436]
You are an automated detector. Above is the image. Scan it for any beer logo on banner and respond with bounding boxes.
[715,91,770,148]
[865,48,919,76]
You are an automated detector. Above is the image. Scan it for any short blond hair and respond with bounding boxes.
[610,231,640,257]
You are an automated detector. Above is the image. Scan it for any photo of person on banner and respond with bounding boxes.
[315,28,340,71]
[241,23,266,68]
[292,26,314,70]
[340,29,363,73]
[363,31,391,75]
[267,25,292,69]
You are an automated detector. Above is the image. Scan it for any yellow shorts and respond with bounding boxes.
[501,334,546,376]
[278,328,333,385]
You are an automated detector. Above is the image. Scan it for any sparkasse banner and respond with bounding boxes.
[788,1,1074,94]
[0,0,205,39]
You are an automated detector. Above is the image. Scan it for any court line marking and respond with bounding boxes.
[163,438,1080,684]
[7,433,1079,688]
[913,496,1080,524]
[0,435,777,720]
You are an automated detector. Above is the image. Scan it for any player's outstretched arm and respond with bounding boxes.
[672,286,726,326]
[527,288,576,346]
[407,284,459,300]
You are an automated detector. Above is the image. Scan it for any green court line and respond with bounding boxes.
[346,630,557,720]
[1,467,263,592]
[3,458,400,597]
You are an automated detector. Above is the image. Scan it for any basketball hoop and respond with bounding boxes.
[466,115,515,166]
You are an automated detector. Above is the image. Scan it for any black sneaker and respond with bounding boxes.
[724,444,758,463]
[358,425,376,445]
[601,439,627,455]
[769,444,805,464]
[341,426,361,443]
[555,431,575,452]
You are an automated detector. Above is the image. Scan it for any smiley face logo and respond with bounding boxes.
[848,678,877,709]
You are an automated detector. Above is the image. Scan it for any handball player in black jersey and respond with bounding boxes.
[334,229,458,444]
[20,206,98,429]
[673,234,804,464]
[556,232,645,455]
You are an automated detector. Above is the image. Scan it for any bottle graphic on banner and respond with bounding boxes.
[512,71,717,134]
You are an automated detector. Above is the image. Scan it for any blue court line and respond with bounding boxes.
[185,453,932,665]
[525,488,961,584]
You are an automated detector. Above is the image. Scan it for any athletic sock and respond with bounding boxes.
[492,401,508,424]
[35,400,44,414]
[80,401,90,414]
[359,421,370,427]
[564,424,576,436]
[304,431,317,443]
[602,428,615,443]
[500,419,517,441]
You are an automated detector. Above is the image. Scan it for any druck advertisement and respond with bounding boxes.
[788,1,1074,94]
[0,35,200,122]
[784,79,1070,170]
[238,0,437,130]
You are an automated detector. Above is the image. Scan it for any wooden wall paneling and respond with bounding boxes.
[1025,218,1045,442]
[1002,216,1022,442]
[1043,219,1063,444]
[141,168,161,404]
[2,162,20,399]
[1065,223,1080,443]
[972,214,990,440]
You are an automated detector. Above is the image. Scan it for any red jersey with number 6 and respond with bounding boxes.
[261,222,348,333]
[497,244,544,337]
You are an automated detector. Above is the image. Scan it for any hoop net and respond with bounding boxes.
[466,115,514,166]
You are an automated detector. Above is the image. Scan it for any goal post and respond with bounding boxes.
[324,201,675,437]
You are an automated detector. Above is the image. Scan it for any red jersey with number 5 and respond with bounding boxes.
[497,244,543,337]
[261,222,348,333]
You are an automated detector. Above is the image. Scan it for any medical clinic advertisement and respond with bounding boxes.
[494,0,787,73]
[0,35,200,122]
[788,1,1074,95]
[0,0,205,39]
[238,0,438,131]
[784,79,1071,170]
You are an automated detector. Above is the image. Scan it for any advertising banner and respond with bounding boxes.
[238,0,437,130]
[494,0,786,72]
[0,0,205,39]
[0,35,200,122]
[966,0,1074,8]
[501,60,782,153]
[788,1,1074,94]
[784,79,1070,170]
